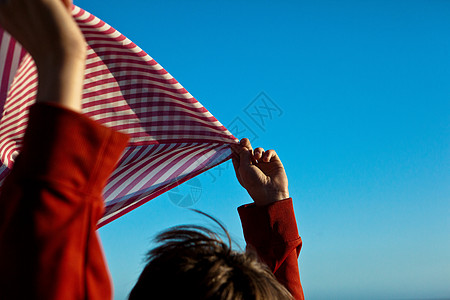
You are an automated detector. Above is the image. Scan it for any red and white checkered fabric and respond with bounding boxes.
[0,6,237,227]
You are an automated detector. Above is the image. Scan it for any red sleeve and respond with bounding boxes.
[0,103,129,300]
[238,198,304,300]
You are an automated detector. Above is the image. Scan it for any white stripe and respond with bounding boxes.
[105,142,183,191]
[8,43,23,88]
[71,5,81,15]
[94,111,221,127]
[100,145,226,223]
[104,143,203,200]
[6,78,37,108]
[84,103,217,124]
[5,54,34,92]
[0,33,11,86]
[129,135,230,143]
[119,145,156,166]
[83,68,183,91]
[85,53,158,68]
[5,61,37,104]
[84,61,175,84]
[73,7,94,22]
[143,145,218,188]
[81,86,192,104]
[0,96,34,132]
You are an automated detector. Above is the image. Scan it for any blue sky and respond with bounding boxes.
[75,1,450,299]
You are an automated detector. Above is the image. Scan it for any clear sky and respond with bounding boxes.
[75,1,450,299]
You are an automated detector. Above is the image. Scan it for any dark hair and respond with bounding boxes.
[129,213,293,300]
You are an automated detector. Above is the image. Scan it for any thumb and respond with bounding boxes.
[231,144,252,168]
[239,147,253,168]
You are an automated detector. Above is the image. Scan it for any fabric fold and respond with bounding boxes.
[0,5,237,226]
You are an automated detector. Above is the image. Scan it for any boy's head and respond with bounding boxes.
[129,222,292,300]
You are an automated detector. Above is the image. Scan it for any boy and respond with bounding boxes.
[0,0,303,298]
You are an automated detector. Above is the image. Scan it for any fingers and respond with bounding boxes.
[230,144,252,166]
[230,143,247,158]
[254,147,264,161]
[240,138,253,152]
[0,0,82,60]
[262,149,278,162]
[231,154,242,185]
[230,143,251,187]
[231,139,279,163]
[240,138,260,164]
[0,0,85,112]
[253,148,278,162]
[230,144,241,171]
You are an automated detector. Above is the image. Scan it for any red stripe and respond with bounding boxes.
[5,61,37,100]
[98,151,233,228]
[103,144,176,197]
[82,75,185,94]
[125,139,235,147]
[0,127,27,153]
[83,103,216,123]
[0,29,6,106]
[110,145,224,209]
[6,55,35,95]
[83,67,176,85]
[87,48,148,58]
[85,56,161,70]
[76,12,97,25]
[103,143,179,199]
[112,144,208,199]
[1,34,15,108]
[82,89,196,108]
[83,34,127,43]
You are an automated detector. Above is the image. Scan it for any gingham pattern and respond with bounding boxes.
[0,6,237,227]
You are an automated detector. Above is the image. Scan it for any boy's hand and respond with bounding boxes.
[231,138,289,206]
[0,0,86,111]
[0,0,83,65]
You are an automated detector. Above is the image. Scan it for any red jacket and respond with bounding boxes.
[239,199,304,299]
[0,103,303,299]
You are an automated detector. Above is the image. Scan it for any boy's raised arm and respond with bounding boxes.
[232,138,305,300]
[0,0,85,111]
[0,1,129,299]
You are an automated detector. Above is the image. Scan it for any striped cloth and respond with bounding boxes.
[0,6,237,227]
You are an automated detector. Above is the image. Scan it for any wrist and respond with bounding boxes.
[36,53,86,112]
[35,43,86,70]
[252,190,290,206]
[32,28,87,67]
